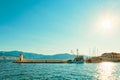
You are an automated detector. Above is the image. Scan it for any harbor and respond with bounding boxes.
[14,49,84,63]
[14,50,120,63]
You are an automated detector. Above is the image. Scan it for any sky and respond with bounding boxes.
[0,0,120,55]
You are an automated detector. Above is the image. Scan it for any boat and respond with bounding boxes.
[67,49,84,63]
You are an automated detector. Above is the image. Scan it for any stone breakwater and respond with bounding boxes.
[14,60,68,63]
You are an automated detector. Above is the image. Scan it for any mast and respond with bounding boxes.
[77,49,79,58]
[71,50,73,54]
[89,48,91,58]
[71,50,75,57]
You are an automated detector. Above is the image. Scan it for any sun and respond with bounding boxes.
[101,19,112,30]
[94,13,119,35]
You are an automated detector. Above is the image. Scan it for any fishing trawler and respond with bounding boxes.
[68,49,84,63]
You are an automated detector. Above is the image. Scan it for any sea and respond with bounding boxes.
[1,61,120,80]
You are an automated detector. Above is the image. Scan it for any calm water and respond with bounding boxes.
[1,62,120,80]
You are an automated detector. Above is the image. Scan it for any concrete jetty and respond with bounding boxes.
[14,54,68,63]
[14,60,68,63]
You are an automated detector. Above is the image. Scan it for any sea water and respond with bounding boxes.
[0,62,120,80]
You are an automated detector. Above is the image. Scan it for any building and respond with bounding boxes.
[101,52,120,62]
[86,52,120,63]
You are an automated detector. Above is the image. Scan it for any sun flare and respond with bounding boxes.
[94,12,119,35]
[101,19,112,29]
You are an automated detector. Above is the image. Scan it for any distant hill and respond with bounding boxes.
[0,51,75,60]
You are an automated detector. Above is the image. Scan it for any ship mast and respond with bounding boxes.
[77,49,79,58]
[71,50,73,54]
[71,50,75,57]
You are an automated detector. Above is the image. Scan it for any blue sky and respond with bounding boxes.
[0,0,120,55]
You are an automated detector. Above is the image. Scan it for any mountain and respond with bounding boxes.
[0,51,75,60]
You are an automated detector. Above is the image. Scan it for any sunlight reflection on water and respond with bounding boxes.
[1,62,120,80]
[95,62,118,80]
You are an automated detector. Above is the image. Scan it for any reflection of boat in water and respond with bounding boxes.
[68,49,84,63]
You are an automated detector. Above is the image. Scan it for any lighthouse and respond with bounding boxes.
[19,54,23,62]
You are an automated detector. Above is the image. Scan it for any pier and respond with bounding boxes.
[14,60,68,63]
[14,54,68,63]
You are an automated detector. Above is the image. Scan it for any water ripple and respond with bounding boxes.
[1,62,120,80]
